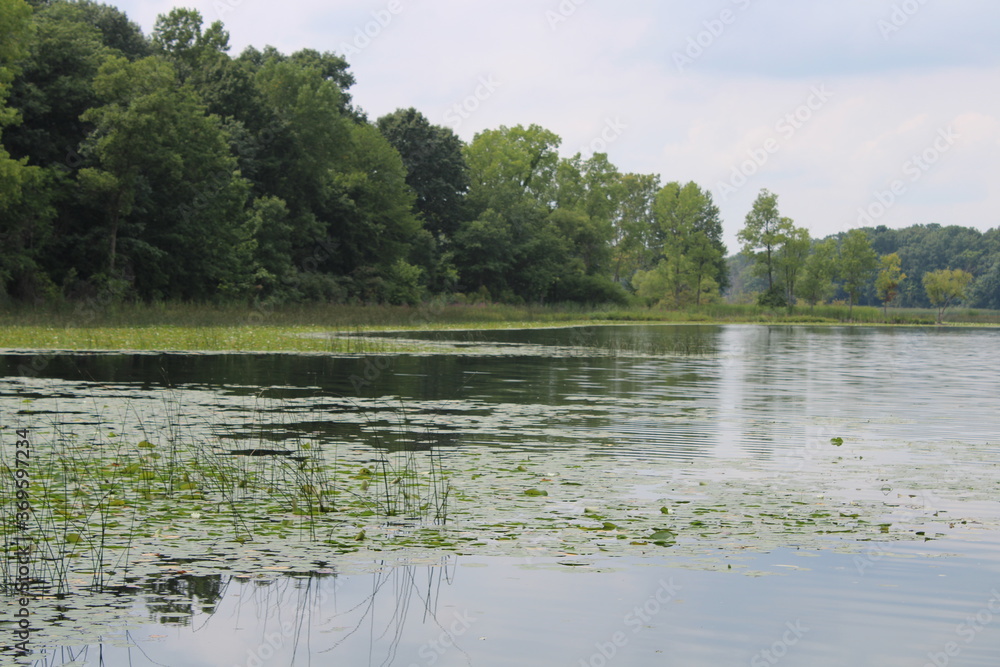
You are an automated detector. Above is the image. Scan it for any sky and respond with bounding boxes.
[109,0,1000,253]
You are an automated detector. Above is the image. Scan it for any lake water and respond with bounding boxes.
[2,324,1000,666]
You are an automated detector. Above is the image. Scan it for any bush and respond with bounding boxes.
[549,274,629,306]
[756,285,788,308]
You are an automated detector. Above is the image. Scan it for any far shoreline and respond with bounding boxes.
[0,302,996,353]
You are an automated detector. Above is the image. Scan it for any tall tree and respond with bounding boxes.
[150,8,229,80]
[652,181,724,307]
[796,238,837,307]
[456,124,564,301]
[838,229,878,319]
[738,189,792,305]
[611,172,660,283]
[923,268,973,324]
[0,0,57,300]
[79,55,252,299]
[463,123,560,214]
[875,252,906,320]
[775,225,810,306]
[376,108,468,239]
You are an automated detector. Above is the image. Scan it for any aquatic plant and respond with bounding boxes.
[0,394,452,596]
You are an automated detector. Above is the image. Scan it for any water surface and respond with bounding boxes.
[2,324,999,665]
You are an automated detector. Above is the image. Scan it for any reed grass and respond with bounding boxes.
[0,395,451,595]
[0,302,996,354]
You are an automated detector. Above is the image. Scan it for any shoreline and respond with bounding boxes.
[0,311,997,354]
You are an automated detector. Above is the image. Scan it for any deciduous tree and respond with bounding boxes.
[923,268,973,324]
[875,252,906,320]
[738,189,793,305]
[838,229,878,319]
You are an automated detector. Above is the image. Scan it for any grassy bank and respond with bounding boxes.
[0,302,996,352]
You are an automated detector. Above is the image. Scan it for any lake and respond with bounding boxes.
[2,324,1000,666]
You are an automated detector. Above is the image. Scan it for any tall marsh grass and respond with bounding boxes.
[0,394,451,595]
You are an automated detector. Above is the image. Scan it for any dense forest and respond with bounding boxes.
[1,0,997,310]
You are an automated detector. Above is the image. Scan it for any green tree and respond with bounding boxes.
[150,7,229,79]
[376,108,469,239]
[738,189,792,304]
[464,124,560,214]
[0,0,58,300]
[3,0,115,167]
[456,124,564,301]
[795,238,837,307]
[875,252,906,320]
[79,55,252,299]
[453,208,514,298]
[652,181,725,307]
[251,56,349,275]
[553,153,618,275]
[610,172,659,283]
[775,225,810,306]
[969,258,1000,310]
[330,122,421,285]
[923,268,974,324]
[838,229,878,319]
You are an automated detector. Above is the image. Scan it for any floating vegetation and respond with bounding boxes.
[0,393,451,598]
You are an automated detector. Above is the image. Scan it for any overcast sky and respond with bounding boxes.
[110,0,999,252]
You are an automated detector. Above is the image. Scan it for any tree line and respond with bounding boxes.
[0,0,996,312]
[729,188,999,315]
